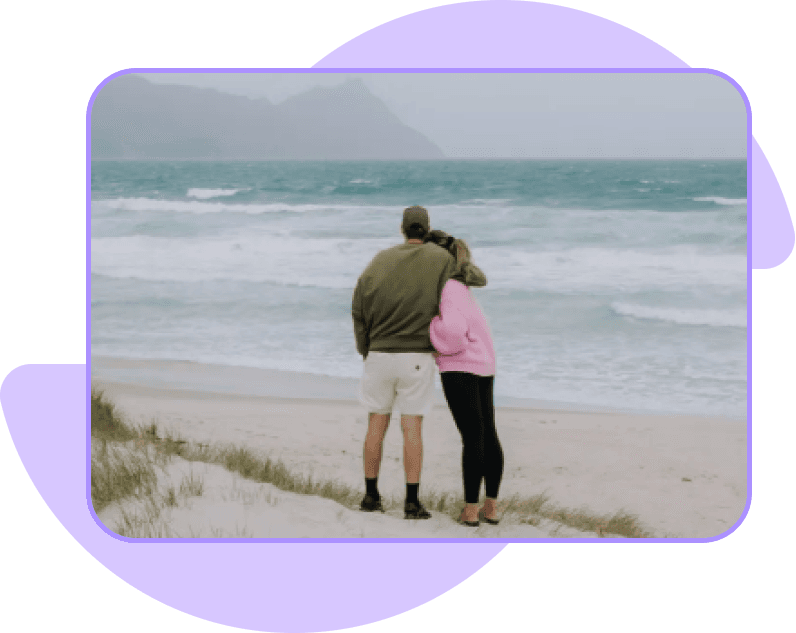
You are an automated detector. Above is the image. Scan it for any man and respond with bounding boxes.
[352,206,456,519]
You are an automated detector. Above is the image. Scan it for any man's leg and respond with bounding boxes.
[400,414,423,485]
[363,412,390,479]
[360,412,390,512]
[400,414,431,518]
[394,353,435,519]
[358,352,396,512]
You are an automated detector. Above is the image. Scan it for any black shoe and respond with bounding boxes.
[404,501,431,520]
[359,494,383,512]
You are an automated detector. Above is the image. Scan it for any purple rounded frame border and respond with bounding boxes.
[0,0,793,630]
[86,68,753,544]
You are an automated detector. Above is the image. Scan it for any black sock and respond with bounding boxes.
[365,477,379,499]
[406,483,419,505]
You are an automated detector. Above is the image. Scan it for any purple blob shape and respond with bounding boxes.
[315,1,689,68]
[751,138,795,267]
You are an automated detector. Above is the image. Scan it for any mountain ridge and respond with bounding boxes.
[91,75,445,160]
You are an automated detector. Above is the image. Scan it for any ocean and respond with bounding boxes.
[90,160,747,418]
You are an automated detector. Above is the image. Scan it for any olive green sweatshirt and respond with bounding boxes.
[352,242,456,357]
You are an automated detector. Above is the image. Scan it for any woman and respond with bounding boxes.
[427,230,504,527]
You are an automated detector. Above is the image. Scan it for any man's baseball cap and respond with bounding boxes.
[401,206,430,233]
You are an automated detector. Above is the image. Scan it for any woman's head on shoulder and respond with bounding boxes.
[424,230,484,287]
[424,230,469,262]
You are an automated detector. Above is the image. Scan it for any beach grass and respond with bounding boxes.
[91,387,139,442]
[90,389,203,516]
[91,438,158,513]
[90,389,654,538]
[91,390,161,512]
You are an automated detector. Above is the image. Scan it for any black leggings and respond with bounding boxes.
[440,372,504,504]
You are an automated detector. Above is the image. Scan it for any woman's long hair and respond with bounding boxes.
[424,230,487,287]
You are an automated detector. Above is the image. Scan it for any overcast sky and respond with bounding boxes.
[139,72,747,159]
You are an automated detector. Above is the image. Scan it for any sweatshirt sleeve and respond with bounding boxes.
[436,254,457,311]
[352,277,369,358]
[430,280,468,355]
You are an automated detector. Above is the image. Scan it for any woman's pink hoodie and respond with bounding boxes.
[430,279,496,376]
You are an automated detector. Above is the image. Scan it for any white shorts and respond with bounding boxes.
[359,352,436,417]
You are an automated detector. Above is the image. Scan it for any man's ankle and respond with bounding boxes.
[365,477,380,499]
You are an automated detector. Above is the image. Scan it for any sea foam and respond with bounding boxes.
[477,246,746,292]
[92,197,397,215]
[91,236,747,293]
[610,302,746,328]
[693,197,747,206]
[90,234,395,287]
[187,188,247,199]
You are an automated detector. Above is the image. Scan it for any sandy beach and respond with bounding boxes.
[91,356,747,539]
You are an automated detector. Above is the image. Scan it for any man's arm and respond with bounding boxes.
[352,278,369,358]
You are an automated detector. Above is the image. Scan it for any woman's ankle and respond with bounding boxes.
[482,497,498,516]
[461,504,479,520]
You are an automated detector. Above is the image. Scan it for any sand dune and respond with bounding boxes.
[97,455,591,539]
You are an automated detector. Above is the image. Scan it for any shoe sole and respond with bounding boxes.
[404,513,431,520]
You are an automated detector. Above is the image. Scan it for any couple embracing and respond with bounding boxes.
[352,206,504,528]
